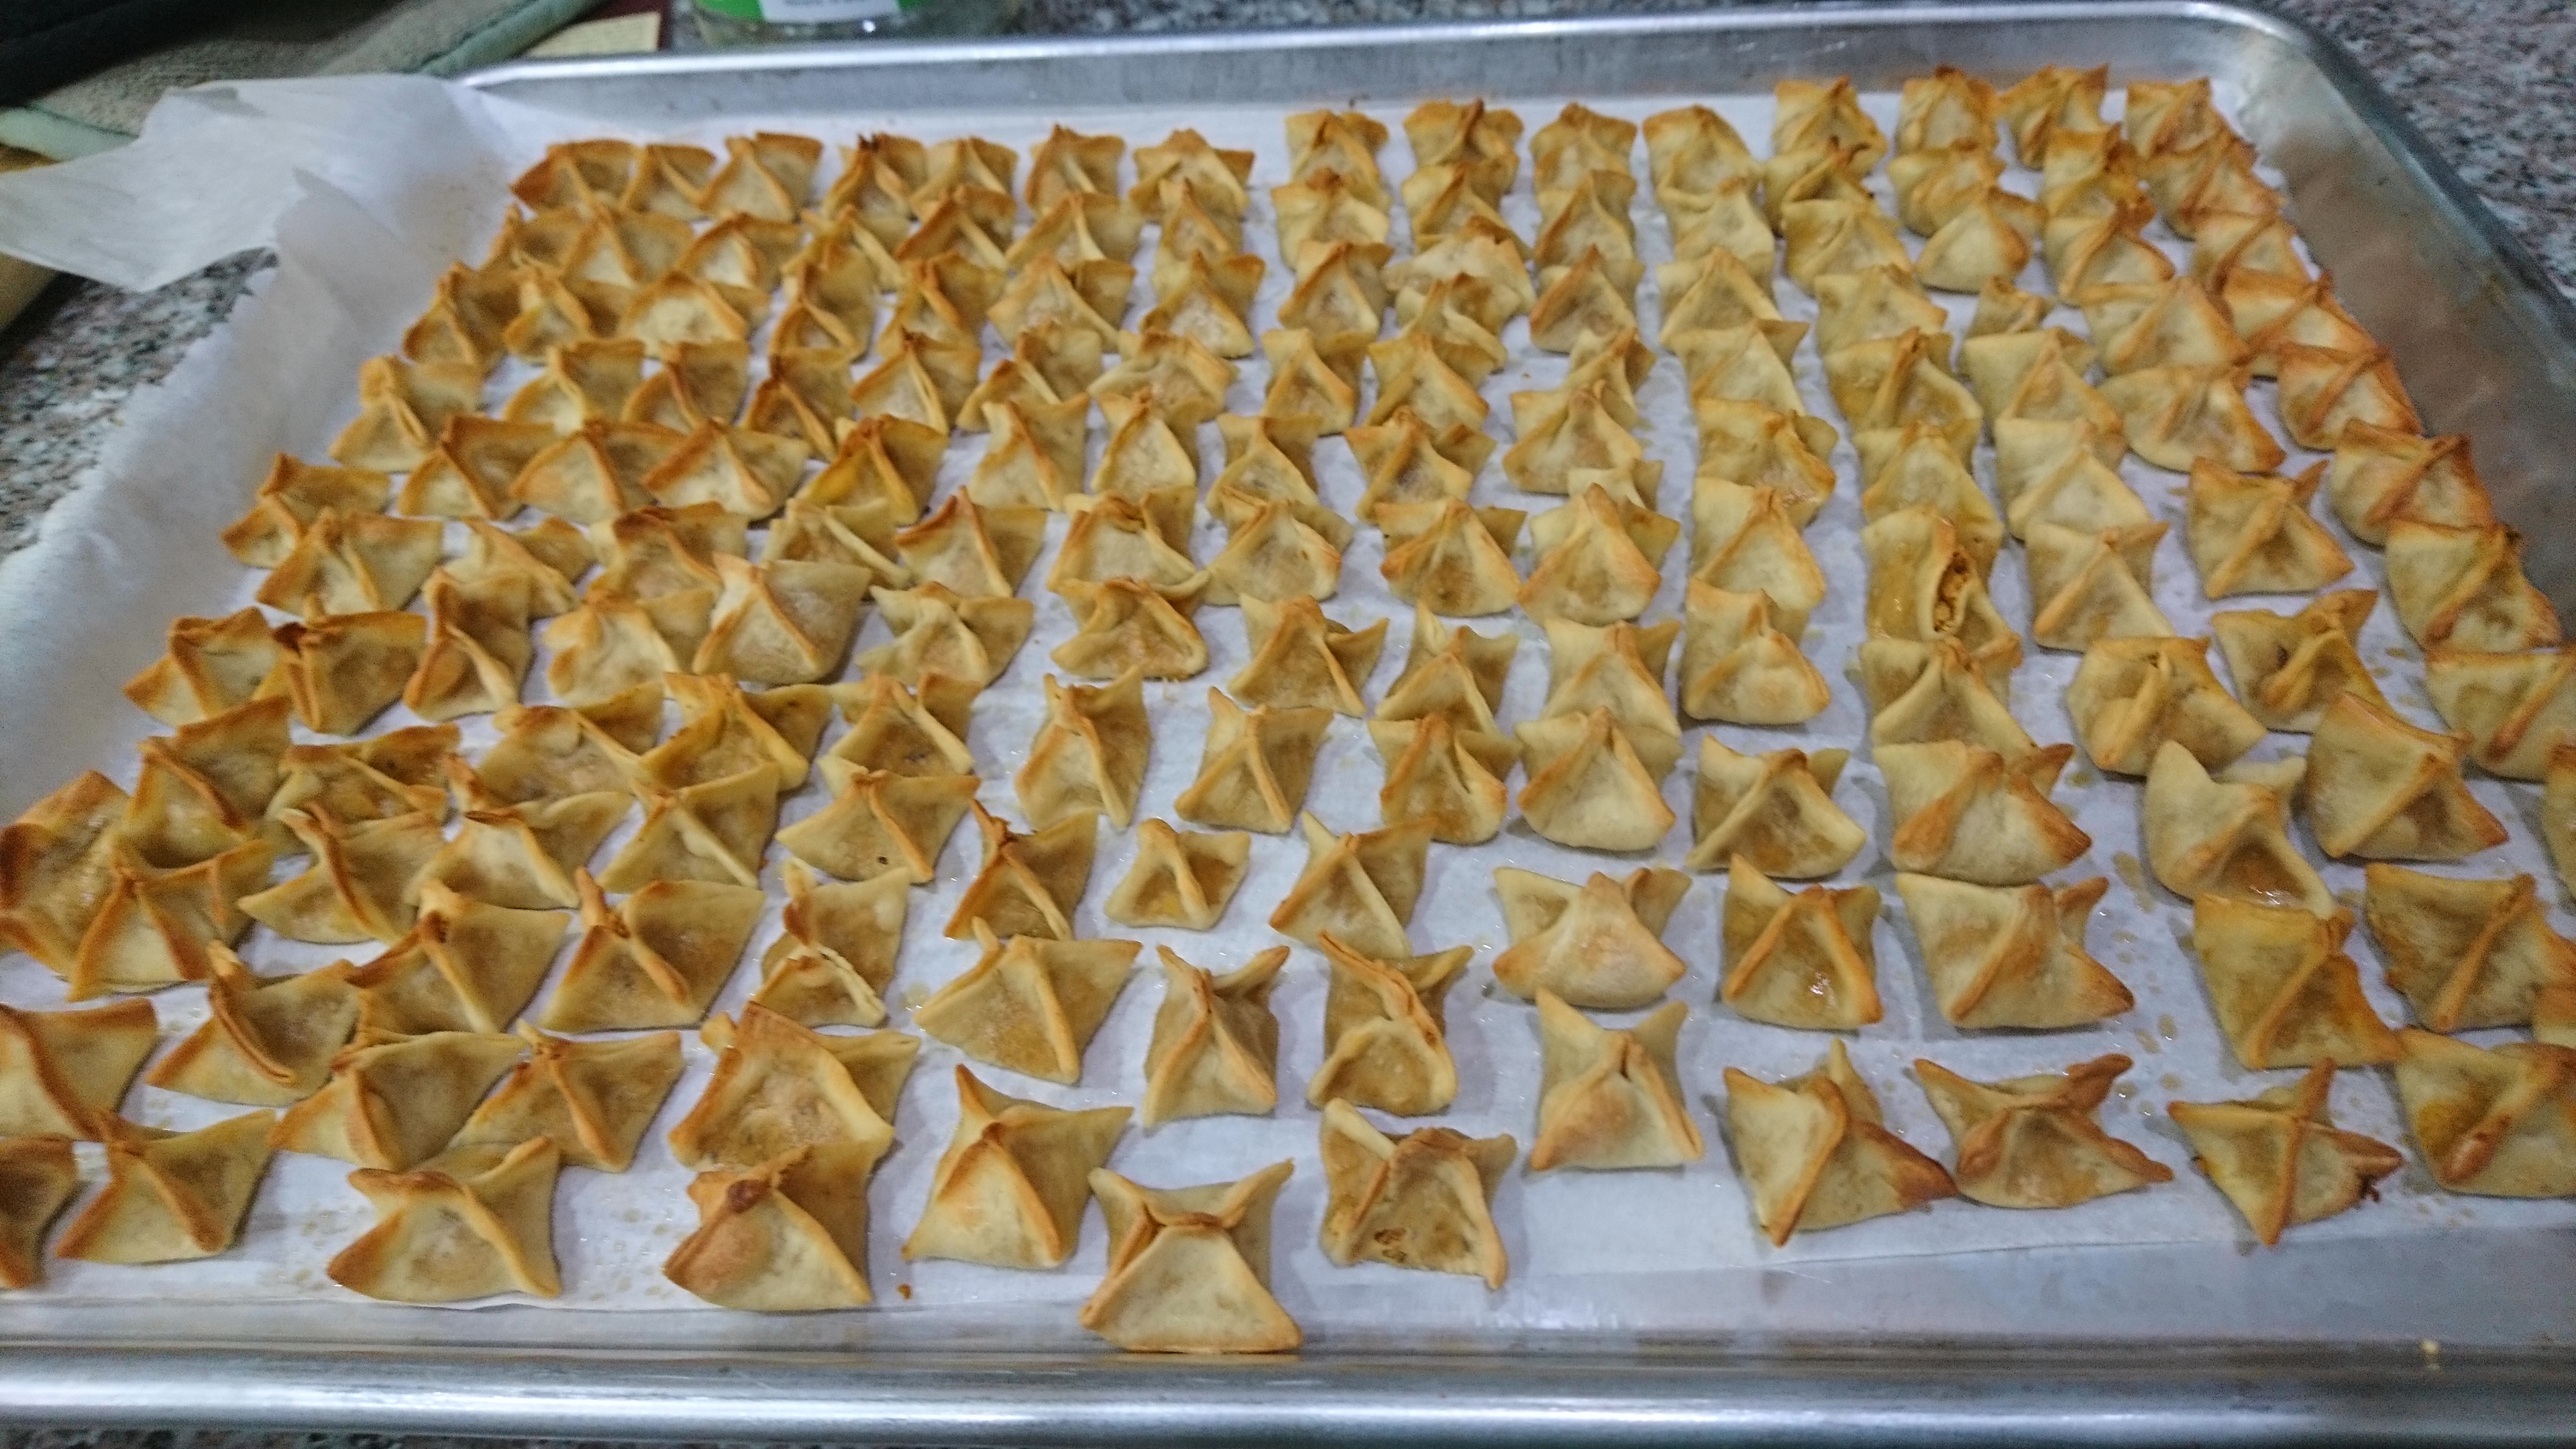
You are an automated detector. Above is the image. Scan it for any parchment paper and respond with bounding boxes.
[0,77,2566,1334]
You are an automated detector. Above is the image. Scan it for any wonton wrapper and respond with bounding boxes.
[1725,1041,1956,1244]
[1203,494,1343,606]
[2066,635,2266,775]
[2425,645,2576,781]
[146,949,357,1106]
[2305,690,2505,861]
[777,767,978,883]
[223,456,394,567]
[913,923,1139,1085]
[419,786,628,912]
[1529,991,1700,1172]
[2365,864,2576,1032]
[1517,486,1674,626]
[663,1141,885,1310]
[2192,897,2400,1069]
[2392,1030,2576,1197]
[667,1004,916,1171]
[1857,635,2031,770]
[902,1065,1130,1268]
[1857,506,2021,681]
[1,774,133,975]
[121,608,289,729]
[0,1000,157,1139]
[330,356,483,472]
[1917,1053,2172,1209]
[1081,1160,1299,1354]
[1174,691,1330,836]
[1718,856,1882,1029]
[1992,415,2145,542]
[822,673,975,789]
[65,841,272,1001]
[1880,740,2090,886]
[1370,714,1511,846]
[1051,576,1210,680]
[1141,945,1283,1127]
[52,1110,275,1265]
[1514,706,1676,852]
[2385,519,2563,654]
[1898,874,2132,1029]
[1493,866,1689,1010]
[945,804,1095,943]
[1821,329,1981,458]
[2209,590,2387,733]
[449,1025,682,1172]
[327,1136,562,1301]
[1316,1097,1513,1287]
[594,765,780,892]
[2025,521,2174,652]
[1684,737,1862,878]
[536,873,765,1031]
[0,1134,77,1286]
[268,1030,524,1171]
[2168,1065,2405,1246]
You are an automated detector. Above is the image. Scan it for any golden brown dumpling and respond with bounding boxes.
[2066,635,2266,776]
[1051,576,1211,680]
[776,767,979,884]
[912,924,1139,1085]
[1684,737,1862,877]
[2167,1064,2405,1245]
[2392,1030,2576,1197]
[2192,897,2400,1069]
[2326,422,2491,546]
[449,1026,683,1172]
[1268,813,1432,959]
[1175,690,1332,835]
[1305,934,1467,1118]
[235,808,441,947]
[1317,1097,1513,1287]
[902,1065,1130,1268]
[1680,582,1830,726]
[0,773,130,975]
[2209,590,2388,733]
[1515,706,1677,852]
[2424,645,2576,780]
[145,949,357,1106]
[2184,460,2353,598]
[1140,945,1283,1127]
[1232,595,1385,716]
[1917,1052,2174,1208]
[1491,866,1690,1010]
[122,607,293,733]
[1371,714,1511,846]
[52,1110,275,1265]
[1897,874,2131,1029]
[268,1030,524,1171]
[327,1137,561,1301]
[0,1135,77,1287]
[1723,1041,1957,1244]
[2385,519,2563,653]
[664,1142,884,1311]
[1719,855,1882,1029]
[1857,506,2019,680]
[1882,739,2090,886]
[2365,865,2576,1032]
[2142,741,2335,915]
[2305,691,2505,861]
[751,861,907,1029]
[945,805,1096,943]
[66,841,271,1002]
[1528,991,1701,1172]
[1856,636,2032,763]
[2098,364,2284,473]
[1016,669,1148,830]
[1104,820,1252,932]
[1081,1160,1299,1353]
[667,1004,916,1170]
[2025,521,2174,653]
[0,1000,157,1139]
[1992,415,2148,543]
[537,873,765,1031]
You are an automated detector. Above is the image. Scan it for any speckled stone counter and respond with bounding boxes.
[0,0,2568,559]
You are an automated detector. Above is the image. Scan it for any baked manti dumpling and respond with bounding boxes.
[49,1110,274,1265]
[1305,934,1469,1117]
[1880,740,2091,887]
[2394,1030,2576,1197]
[448,1026,683,1173]
[1081,1161,1299,1354]
[1174,690,1332,835]
[777,768,979,884]
[1377,500,1525,618]
[1528,991,1701,1172]
[860,582,1034,687]
[1856,506,2021,684]
[1515,707,1677,852]
[239,808,442,947]
[0,1000,158,1138]
[144,948,358,1107]
[1268,813,1432,959]
[1718,856,1882,1029]
[1141,945,1284,1128]
[2025,521,2175,652]
[2210,590,2387,733]
[1917,1053,2174,1209]
[326,1137,563,1302]
[2425,645,2576,780]
[912,923,1139,1085]
[902,1065,1131,1269]
[1051,576,1212,680]
[0,773,132,977]
[2168,1065,2406,1246]
[1233,595,1386,716]
[2143,742,2335,915]
[2365,865,2576,1032]
[1680,582,1831,726]
[2326,423,2491,545]
[2098,364,2283,474]
[268,1029,523,1171]
[664,1142,885,1311]
[1105,819,1252,931]
[751,862,908,1028]
[2066,636,2266,776]
[2184,460,2353,598]
[1371,713,1511,845]
[1016,669,1149,830]
[2192,897,2400,1069]
[1491,865,1690,1009]
[1316,1098,1514,1287]
[0,1135,78,1287]
[2385,519,2563,653]
[667,1006,916,1171]
[1897,874,2132,1030]
[2304,691,2505,861]
[537,873,766,1032]
[945,805,1096,943]
[1684,738,1864,877]
[1723,1042,1957,1244]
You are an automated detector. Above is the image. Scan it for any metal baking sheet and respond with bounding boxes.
[9,2,2576,1441]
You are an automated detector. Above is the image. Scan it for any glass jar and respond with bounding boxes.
[688,0,1016,43]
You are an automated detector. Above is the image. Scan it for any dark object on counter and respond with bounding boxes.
[0,0,246,105]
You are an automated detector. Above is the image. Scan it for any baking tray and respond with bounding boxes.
[10,1,2576,1441]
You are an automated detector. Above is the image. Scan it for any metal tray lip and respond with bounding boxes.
[455,0,2576,364]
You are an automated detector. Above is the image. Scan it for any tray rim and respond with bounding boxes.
[13,3,2576,1440]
